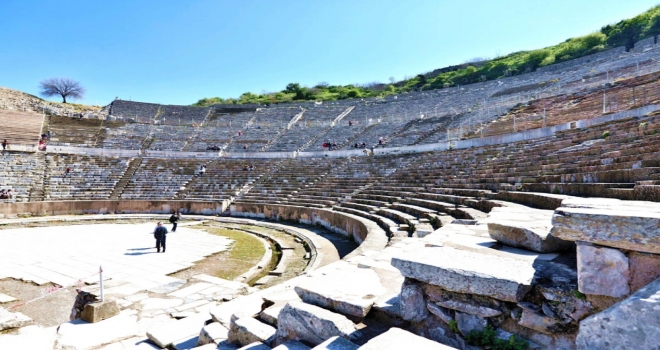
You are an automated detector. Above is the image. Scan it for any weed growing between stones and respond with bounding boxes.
[465,326,529,350]
[602,130,610,138]
[573,290,587,300]
[448,320,459,333]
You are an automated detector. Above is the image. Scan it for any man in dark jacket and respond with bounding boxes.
[154,222,168,253]
[169,212,180,232]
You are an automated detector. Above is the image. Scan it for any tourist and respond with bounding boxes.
[199,165,206,176]
[6,189,12,199]
[349,120,353,126]
[248,165,254,171]
[169,211,180,232]
[0,190,6,199]
[154,222,168,253]
[64,167,72,177]
[243,144,247,150]
[2,139,7,151]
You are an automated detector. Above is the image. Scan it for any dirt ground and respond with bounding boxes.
[0,279,78,329]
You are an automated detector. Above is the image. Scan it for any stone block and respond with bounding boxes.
[577,277,660,349]
[628,251,660,292]
[359,327,454,349]
[488,207,572,253]
[518,309,563,335]
[392,246,535,302]
[399,279,428,322]
[577,243,630,298]
[310,336,358,350]
[0,307,31,331]
[238,342,271,350]
[293,264,387,318]
[276,302,360,346]
[198,322,229,346]
[81,300,120,323]
[228,316,276,347]
[426,302,453,324]
[552,198,660,254]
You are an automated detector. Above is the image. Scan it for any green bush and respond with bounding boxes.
[466,326,529,350]
[602,130,610,138]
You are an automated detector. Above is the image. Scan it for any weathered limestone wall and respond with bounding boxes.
[230,203,388,257]
[0,200,227,218]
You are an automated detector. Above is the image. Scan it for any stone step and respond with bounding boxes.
[487,207,573,253]
[229,315,277,348]
[276,302,361,347]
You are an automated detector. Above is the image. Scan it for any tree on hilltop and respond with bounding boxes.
[647,14,660,44]
[39,78,85,103]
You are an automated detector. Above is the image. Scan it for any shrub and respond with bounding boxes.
[466,326,529,350]
[602,130,610,138]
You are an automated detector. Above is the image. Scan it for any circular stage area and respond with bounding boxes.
[0,223,233,288]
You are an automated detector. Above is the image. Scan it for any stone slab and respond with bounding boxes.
[198,322,230,346]
[552,198,660,254]
[238,342,271,350]
[273,339,311,350]
[229,316,276,347]
[294,264,387,318]
[487,207,572,253]
[0,293,17,303]
[358,327,454,349]
[276,302,360,346]
[435,299,501,318]
[311,336,358,350]
[0,307,31,331]
[628,251,660,292]
[399,279,428,321]
[392,246,535,302]
[577,243,630,298]
[57,309,141,350]
[147,313,210,348]
[577,277,660,349]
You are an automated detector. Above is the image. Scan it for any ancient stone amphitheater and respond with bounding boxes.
[1,38,660,350]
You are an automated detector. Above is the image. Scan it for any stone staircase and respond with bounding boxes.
[108,157,143,199]
[28,153,47,202]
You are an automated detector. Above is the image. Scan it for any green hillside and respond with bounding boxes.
[193,5,660,107]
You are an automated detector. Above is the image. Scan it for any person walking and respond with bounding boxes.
[154,222,168,253]
[2,139,7,151]
[169,212,180,232]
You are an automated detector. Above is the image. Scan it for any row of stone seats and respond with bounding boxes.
[225,108,299,152]
[121,158,199,199]
[264,107,346,152]
[0,110,44,145]
[44,154,130,200]
[100,123,153,150]
[184,159,277,201]
[147,125,198,151]
[186,111,256,152]
[0,152,43,202]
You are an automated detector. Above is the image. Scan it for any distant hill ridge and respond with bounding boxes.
[193,5,660,106]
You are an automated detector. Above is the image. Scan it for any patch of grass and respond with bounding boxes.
[466,325,529,350]
[448,320,459,333]
[602,130,610,138]
[573,290,587,300]
[204,227,266,280]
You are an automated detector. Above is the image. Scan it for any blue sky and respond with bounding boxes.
[1,0,658,106]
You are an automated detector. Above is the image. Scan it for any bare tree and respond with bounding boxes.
[39,78,85,103]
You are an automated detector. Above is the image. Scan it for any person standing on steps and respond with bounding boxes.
[169,211,180,232]
[154,222,168,253]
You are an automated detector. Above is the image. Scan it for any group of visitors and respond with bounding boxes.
[243,164,255,171]
[0,189,13,199]
[322,142,338,150]
[353,142,367,148]
[206,145,221,151]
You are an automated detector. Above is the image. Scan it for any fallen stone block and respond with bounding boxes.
[294,264,387,318]
[628,251,660,293]
[260,304,285,327]
[577,277,660,349]
[487,207,572,253]
[359,327,454,349]
[0,307,31,331]
[552,198,660,254]
[57,309,141,350]
[198,322,229,346]
[81,300,120,323]
[392,246,535,302]
[311,336,358,350]
[276,302,360,346]
[577,243,630,298]
[229,316,276,347]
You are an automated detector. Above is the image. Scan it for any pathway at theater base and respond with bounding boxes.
[0,223,233,287]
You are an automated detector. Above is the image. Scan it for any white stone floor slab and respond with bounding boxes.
[0,223,233,287]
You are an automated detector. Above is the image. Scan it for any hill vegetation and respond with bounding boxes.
[193,5,660,107]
